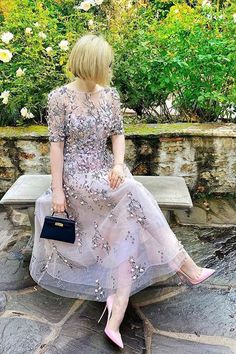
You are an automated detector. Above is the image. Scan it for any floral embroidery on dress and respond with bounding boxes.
[96,255,103,264]
[110,87,125,135]
[157,249,165,263]
[125,230,136,244]
[92,221,111,254]
[111,275,116,290]
[108,209,118,223]
[128,256,147,280]
[46,90,66,142]
[53,244,74,268]
[127,192,149,228]
[95,279,105,300]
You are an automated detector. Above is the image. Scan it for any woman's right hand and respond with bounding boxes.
[52,188,67,213]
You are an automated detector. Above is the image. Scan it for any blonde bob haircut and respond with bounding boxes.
[67,33,114,87]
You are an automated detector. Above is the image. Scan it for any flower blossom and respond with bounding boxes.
[0,49,13,62]
[16,67,26,77]
[0,90,10,104]
[1,32,14,44]
[59,40,69,51]
[20,107,34,119]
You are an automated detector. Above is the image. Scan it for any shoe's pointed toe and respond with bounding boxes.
[193,267,216,284]
[177,267,216,285]
[104,327,124,348]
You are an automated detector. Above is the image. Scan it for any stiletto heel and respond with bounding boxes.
[97,303,108,323]
[97,294,124,349]
[177,267,216,285]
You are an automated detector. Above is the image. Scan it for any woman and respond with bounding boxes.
[29,33,215,349]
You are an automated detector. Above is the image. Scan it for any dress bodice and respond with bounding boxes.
[46,85,124,173]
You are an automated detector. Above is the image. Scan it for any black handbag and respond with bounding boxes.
[40,210,76,244]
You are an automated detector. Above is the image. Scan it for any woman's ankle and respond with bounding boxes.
[107,296,129,331]
[180,258,203,279]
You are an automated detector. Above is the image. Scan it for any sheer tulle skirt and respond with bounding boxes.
[29,165,188,301]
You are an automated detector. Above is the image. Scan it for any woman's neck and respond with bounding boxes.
[74,79,98,93]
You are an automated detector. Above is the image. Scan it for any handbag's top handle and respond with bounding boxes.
[51,209,69,219]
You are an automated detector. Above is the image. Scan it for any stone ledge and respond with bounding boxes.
[0,122,236,139]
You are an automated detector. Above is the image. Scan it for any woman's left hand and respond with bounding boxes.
[108,164,125,189]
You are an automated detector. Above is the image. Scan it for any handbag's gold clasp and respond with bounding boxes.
[55,222,64,227]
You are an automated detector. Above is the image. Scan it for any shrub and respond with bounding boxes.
[0,0,235,126]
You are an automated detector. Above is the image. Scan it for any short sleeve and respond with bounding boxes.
[46,89,66,142]
[110,87,125,136]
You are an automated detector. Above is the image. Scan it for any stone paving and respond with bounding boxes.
[0,207,235,354]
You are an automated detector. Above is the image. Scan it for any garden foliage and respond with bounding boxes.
[0,0,235,126]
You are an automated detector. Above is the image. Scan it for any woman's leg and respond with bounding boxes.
[107,259,131,332]
[179,250,204,280]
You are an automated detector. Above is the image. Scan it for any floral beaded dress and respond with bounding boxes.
[29,84,188,301]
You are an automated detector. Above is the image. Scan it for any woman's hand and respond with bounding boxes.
[52,188,67,213]
[108,164,125,189]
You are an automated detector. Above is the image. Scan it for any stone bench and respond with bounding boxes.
[0,174,193,256]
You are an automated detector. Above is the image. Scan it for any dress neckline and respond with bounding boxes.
[64,85,107,95]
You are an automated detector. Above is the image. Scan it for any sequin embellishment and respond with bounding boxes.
[95,279,105,300]
[127,192,148,228]
[128,256,146,280]
[125,230,136,244]
[92,221,111,254]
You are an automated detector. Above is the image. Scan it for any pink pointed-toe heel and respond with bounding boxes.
[97,294,124,349]
[177,267,216,285]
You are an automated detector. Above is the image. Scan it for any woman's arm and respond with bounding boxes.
[111,134,125,165]
[110,87,126,165]
[108,87,126,189]
[50,141,64,191]
[46,89,67,212]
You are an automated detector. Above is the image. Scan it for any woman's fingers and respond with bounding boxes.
[110,172,123,189]
[109,170,117,188]
[52,194,67,213]
[108,167,125,189]
[53,203,65,213]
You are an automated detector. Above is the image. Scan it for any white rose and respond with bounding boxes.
[46,46,53,55]
[39,31,47,39]
[233,13,236,23]
[16,67,26,77]
[1,32,14,44]
[20,108,34,119]
[34,22,40,27]
[26,112,34,118]
[59,40,69,51]
[79,2,92,11]
[0,90,10,104]
[25,27,33,35]
[0,49,13,63]
[95,0,103,5]
[21,107,28,117]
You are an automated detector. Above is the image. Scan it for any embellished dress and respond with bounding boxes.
[29,84,188,301]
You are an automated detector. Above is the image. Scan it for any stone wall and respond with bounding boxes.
[1,122,236,226]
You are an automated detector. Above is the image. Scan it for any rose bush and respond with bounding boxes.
[0,0,235,126]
